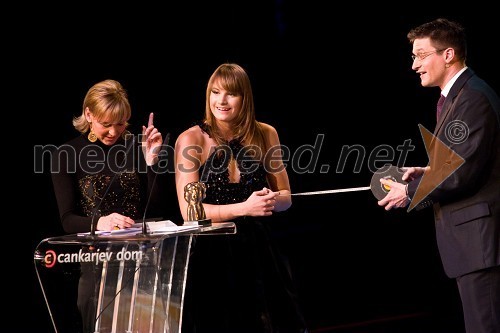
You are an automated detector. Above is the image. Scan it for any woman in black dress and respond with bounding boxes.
[51,79,165,332]
[174,63,307,333]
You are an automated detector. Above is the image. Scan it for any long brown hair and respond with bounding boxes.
[203,63,266,158]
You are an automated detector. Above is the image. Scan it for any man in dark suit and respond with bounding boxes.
[378,18,500,333]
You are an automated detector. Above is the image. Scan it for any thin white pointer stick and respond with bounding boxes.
[281,186,371,196]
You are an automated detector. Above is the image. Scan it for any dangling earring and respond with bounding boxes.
[88,123,97,142]
[121,130,132,140]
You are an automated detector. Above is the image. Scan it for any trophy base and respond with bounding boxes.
[183,218,212,227]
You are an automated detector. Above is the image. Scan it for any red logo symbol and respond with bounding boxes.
[44,250,56,268]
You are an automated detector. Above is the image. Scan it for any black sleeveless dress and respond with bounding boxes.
[182,129,307,333]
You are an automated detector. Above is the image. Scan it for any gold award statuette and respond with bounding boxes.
[184,182,211,226]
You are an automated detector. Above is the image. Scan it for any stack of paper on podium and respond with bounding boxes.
[77,220,199,236]
[133,220,200,233]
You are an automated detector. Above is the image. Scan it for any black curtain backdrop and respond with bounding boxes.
[29,4,499,332]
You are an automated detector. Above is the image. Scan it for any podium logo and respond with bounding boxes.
[40,248,143,268]
[44,250,57,268]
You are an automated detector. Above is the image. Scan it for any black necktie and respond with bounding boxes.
[436,94,445,120]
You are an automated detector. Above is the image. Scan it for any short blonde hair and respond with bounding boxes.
[73,79,131,133]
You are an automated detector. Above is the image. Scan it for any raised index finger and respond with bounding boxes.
[148,112,154,127]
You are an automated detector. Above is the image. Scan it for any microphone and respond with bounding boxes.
[140,132,170,236]
[89,135,136,237]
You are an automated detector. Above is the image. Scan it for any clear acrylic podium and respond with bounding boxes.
[34,222,235,333]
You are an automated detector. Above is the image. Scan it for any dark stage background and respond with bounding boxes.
[30,4,499,332]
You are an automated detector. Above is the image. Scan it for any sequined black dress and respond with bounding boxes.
[51,134,164,234]
[50,134,165,333]
[182,129,307,333]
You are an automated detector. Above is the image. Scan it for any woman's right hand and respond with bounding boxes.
[97,213,135,231]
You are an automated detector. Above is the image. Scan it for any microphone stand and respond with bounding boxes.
[139,133,170,237]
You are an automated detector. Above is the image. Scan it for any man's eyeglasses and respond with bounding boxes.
[411,49,446,62]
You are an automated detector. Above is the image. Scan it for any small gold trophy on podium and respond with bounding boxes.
[183,181,211,226]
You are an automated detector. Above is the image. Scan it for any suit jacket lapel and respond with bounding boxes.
[435,68,475,135]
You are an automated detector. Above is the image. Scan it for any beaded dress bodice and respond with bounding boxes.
[198,131,268,205]
[78,170,140,219]
[53,135,143,224]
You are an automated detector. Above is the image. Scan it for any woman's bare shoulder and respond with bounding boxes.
[258,121,278,133]
[176,125,206,146]
[258,121,279,142]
